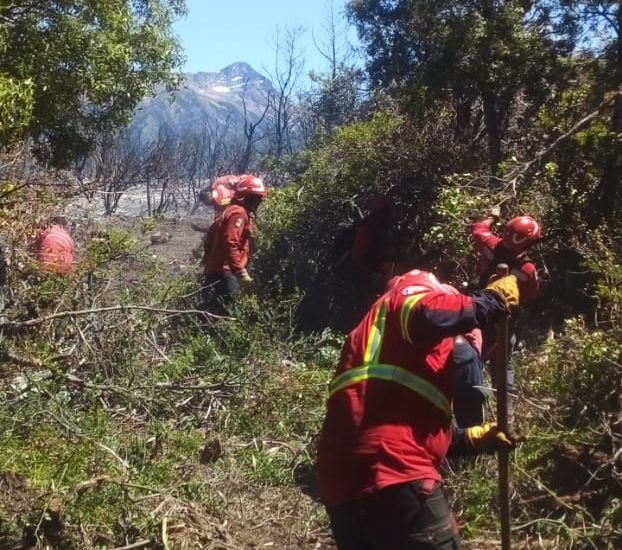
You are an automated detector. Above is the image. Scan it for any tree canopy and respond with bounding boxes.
[346,1,573,175]
[0,0,186,167]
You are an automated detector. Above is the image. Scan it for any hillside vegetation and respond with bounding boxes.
[0,1,621,549]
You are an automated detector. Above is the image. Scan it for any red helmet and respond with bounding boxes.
[394,270,460,297]
[235,174,267,199]
[199,183,234,208]
[210,184,234,207]
[212,174,239,190]
[502,215,541,253]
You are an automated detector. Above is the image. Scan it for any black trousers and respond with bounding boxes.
[327,481,460,550]
[452,336,487,428]
[200,272,239,315]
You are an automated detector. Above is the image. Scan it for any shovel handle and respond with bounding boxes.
[495,263,511,550]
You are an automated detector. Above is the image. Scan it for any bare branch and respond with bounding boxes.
[0,304,233,328]
[504,89,622,193]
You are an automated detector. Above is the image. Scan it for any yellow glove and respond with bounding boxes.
[466,423,514,453]
[237,269,253,286]
[486,275,519,309]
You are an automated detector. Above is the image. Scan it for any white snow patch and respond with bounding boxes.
[212,85,231,93]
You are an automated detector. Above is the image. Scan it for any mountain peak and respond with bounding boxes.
[219,62,263,81]
[131,62,274,145]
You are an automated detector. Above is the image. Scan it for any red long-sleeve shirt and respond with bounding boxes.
[316,270,507,506]
[471,220,539,303]
[203,204,252,276]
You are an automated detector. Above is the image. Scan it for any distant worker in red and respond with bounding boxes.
[35,216,75,275]
[332,194,397,330]
[193,175,238,234]
[316,269,518,549]
[350,194,396,290]
[200,175,267,314]
[471,209,541,393]
[471,208,541,303]
[198,174,238,212]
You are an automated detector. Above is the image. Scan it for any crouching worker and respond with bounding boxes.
[200,175,267,315]
[35,216,75,275]
[316,269,518,549]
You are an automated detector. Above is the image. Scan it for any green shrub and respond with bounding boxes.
[87,228,138,266]
[0,75,33,145]
[524,318,620,422]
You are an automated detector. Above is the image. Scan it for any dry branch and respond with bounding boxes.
[503,89,622,194]
[108,540,152,550]
[0,304,233,328]
[74,475,165,497]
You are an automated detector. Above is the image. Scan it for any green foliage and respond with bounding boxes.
[86,228,138,266]
[524,318,620,421]
[29,272,72,308]
[423,182,506,281]
[521,227,621,426]
[308,64,365,133]
[156,334,221,383]
[257,109,468,304]
[450,458,498,538]
[1,3,621,548]
[581,229,622,323]
[0,1,187,166]
[347,0,567,173]
[235,447,292,487]
[140,215,161,233]
[0,75,33,145]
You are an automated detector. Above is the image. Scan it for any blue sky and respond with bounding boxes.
[173,0,358,77]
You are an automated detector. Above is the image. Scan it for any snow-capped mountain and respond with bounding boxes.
[129,62,273,145]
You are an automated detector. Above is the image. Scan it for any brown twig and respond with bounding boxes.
[74,475,162,497]
[503,90,622,193]
[108,540,152,550]
[0,304,233,328]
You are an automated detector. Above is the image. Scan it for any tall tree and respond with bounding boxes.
[267,25,306,159]
[347,0,565,176]
[0,0,186,167]
[309,0,365,133]
[236,78,270,174]
[563,1,622,223]
[88,131,143,215]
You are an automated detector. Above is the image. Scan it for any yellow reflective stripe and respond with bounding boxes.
[363,301,388,365]
[328,363,451,417]
[400,293,426,344]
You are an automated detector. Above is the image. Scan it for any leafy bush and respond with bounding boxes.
[0,75,33,145]
[86,228,138,266]
[526,318,620,422]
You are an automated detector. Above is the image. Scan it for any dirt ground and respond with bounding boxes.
[94,213,210,277]
[139,216,208,273]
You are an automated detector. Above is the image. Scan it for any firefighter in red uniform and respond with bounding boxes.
[350,194,396,288]
[471,209,541,392]
[200,175,267,314]
[198,175,238,212]
[316,270,519,550]
[332,194,397,331]
[35,216,75,275]
[471,209,540,303]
